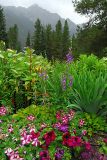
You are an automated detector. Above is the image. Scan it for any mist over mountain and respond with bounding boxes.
[2,4,77,46]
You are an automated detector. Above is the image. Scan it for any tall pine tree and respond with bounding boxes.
[26,32,31,47]
[55,20,63,59]
[40,26,46,57]
[62,20,71,58]
[0,6,7,46]
[45,24,53,60]
[33,19,42,54]
[8,24,21,51]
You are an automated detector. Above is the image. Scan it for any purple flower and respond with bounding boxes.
[55,148,64,160]
[39,71,48,80]
[69,75,73,87]
[61,75,66,90]
[66,53,73,63]
[58,124,69,132]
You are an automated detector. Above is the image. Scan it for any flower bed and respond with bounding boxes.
[0,105,107,160]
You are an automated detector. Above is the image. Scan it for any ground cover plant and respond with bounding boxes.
[0,45,107,159]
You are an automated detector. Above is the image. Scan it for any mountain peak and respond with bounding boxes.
[3,5,77,46]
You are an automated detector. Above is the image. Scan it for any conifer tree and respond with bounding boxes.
[55,20,63,59]
[33,19,42,54]
[62,20,71,58]
[26,32,31,47]
[8,24,21,51]
[45,24,53,60]
[0,6,8,46]
[40,26,46,57]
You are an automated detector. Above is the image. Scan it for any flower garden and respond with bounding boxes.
[0,44,107,160]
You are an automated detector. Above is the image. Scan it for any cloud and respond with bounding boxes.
[0,0,88,24]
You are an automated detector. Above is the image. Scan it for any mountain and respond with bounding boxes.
[2,4,77,47]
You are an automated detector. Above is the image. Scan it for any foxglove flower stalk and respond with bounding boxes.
[66,52,73,64]
[69,75,73,87]
[61,75,66,90]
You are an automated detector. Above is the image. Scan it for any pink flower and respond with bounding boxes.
[8,125,14,133]
[27,115,35,121]
[21,130,32,146]
[82,130,87,136]
[5,148,14,157]
[79,119,85,127]
[0,106,7,116]
[32,138,40,146]
[62,115,68,124]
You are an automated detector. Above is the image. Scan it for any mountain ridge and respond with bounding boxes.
[1,4,77,46]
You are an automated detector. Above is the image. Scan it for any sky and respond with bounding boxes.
[0,0,88,24]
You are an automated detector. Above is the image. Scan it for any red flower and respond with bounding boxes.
[39,150,50,160]
[63,132,82,147]
[43,131,56,146]
[30,130,40,139]
[62,132,71,146]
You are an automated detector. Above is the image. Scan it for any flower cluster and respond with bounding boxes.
[20,128,40,146]
[5,148,24,160]
[2,109,107,160]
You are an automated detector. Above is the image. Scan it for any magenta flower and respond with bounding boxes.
[39,150,50,160]
[85,142,91,150]
[58,124,69,133]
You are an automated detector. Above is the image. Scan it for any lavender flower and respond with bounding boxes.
[66,53,73,63]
